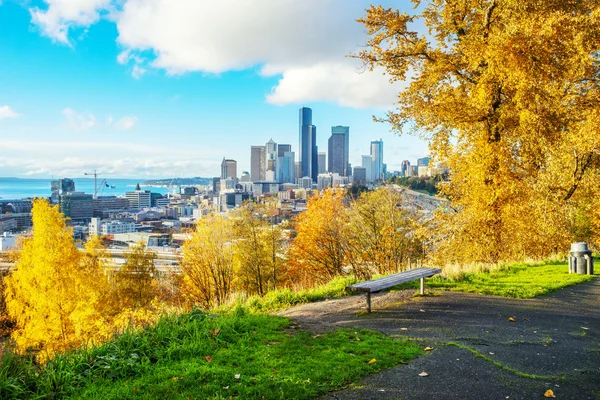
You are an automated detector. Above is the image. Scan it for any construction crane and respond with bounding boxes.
[84,170,114,199]
[84,170,100,199]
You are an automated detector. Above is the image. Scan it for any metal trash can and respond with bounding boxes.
[569,242,594,275]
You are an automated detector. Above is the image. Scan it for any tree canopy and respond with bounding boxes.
[357,0,600,262]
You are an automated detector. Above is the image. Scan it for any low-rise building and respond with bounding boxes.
[89,217,136,236]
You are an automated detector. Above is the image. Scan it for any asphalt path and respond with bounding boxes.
[280,278,600,400]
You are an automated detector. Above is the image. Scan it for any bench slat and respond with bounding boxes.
[346,267,442,293]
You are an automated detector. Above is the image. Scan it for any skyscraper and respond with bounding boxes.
[265,139,278,181]
[276,151,295,183]
[318,152,326,174]
[328,126,350,176]
[331,126,349,175]
[278,144,292,157]
[220,158,237,180]
[299,107,318,182]
[370,139,384,181]
[361,155,373,182]
[250,146,266,182]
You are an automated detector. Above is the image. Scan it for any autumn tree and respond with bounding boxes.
[232,203,285,296]
[356,1,600,263]
[113,243,157,309]
[286,189,352,287]
[347,188,423,275]
[4,199,111,359]
[181,215,235,309]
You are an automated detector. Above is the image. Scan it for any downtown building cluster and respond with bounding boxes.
[216,106,386,196]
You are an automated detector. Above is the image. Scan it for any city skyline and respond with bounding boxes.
[0,1,429,179]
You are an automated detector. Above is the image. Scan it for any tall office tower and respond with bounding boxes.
[330,126,349,175]
[328,127,349,176]
[295,162,302,183]
[318,152,326,174]
[299,107,318,182]
[370,139,384,181]
[251,146,266,182]
[353,167,367,185]
[265,139,277,180]
[278,144,292,157]
[401,160,410,176]
[220,158,237,180]
[362,155,373,182]
[417,156,431,167]
[276,151,295,183]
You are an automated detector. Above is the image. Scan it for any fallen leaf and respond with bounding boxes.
[456,358,460,361]
[424,347,433,351]
[581,327,589,330]
[210,328,221,336]
[489,352,495,355]
[356,337,361,341]
[419,309,426,313]
[205,355,213,362]
[400,328,409,331]
[523,318,529,321]
[223,386,229,390]
[508,317,516,322]
[234,374,240,379]
[544,389,555,398]
[418,371,429,377]
[368,358,377,364]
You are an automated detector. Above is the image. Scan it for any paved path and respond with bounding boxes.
[280,279,600,400]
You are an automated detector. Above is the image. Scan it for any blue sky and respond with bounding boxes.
[0,0,428,179]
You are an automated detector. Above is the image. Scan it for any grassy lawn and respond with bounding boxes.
[0,308,422,400]
[426,262,596,298]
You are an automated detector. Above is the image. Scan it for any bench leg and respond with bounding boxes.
[420,277,425,295]
[366,292,371,313]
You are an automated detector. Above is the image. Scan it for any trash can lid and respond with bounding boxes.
[571,242,589,252]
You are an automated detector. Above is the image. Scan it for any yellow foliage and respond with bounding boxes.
[113,243,158,309]
[286,189,350,287]
[4,199,112,359]
[356,1,600,263]
[181,215,235,309]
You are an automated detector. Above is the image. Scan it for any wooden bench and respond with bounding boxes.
[345,267,442,313]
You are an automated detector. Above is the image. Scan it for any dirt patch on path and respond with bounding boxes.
[278,289,416,332]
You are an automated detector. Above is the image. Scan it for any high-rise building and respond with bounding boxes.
[51,178,76,204]
[361,155,373,182]
[401,160,410,177]
[240,171,251,182]
[299,107,318,182]
[417,157,431,167]
[126,189,152,208]
[59,192,93,222]
[276,151,295,183]
[328,128,349,176]
[250,146,266,182]
[221,158,237,180]
[318,152,326,174]
[277,144,291,157]
[353,167,367,185]
[294,162,302,184]
[330,126,349,175]
[370,139,384,181]
[265,139,278,181]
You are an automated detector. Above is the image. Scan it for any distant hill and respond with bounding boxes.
[142,177,212,186]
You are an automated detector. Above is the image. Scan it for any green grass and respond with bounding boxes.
[427,262,595,298]
[0,307,422,400]
[218,275,358,314]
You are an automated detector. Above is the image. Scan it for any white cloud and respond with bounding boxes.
[0,105,21,119]
[131,64,146,79]
[62,107,97,131]
[30,0,408,108]
[114,115,138,130]
[30,0,111,45]
[265,61,399,109]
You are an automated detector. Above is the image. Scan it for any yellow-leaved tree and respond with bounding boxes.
[181,215,235,309]
[113,243,158,310]
[286,189,354,287]
[356,1,600,263]
[4,199,111,359]
[232,203,285,296]
[347,188,423,275]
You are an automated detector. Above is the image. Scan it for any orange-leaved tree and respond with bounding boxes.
[286,189,352,287]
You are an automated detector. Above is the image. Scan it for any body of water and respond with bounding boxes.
[0,178,168,200]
